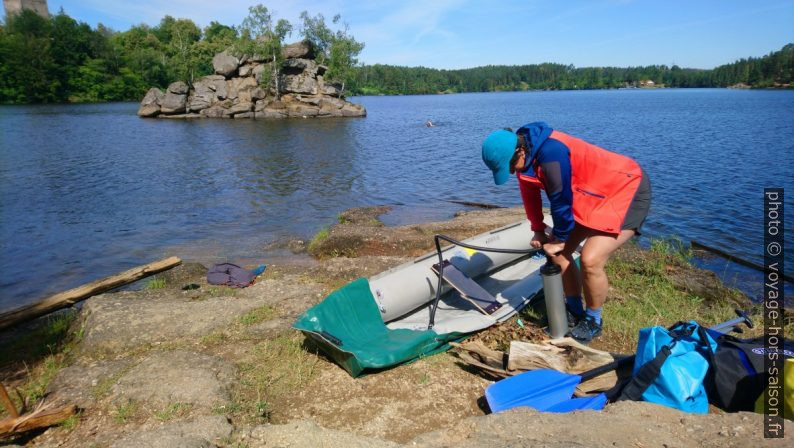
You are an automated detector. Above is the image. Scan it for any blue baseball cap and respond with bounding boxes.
[481,129,518,185]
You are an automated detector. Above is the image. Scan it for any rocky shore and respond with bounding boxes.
[137,40,366,119]
[0,206,790,447]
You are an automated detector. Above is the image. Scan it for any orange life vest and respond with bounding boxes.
[518,130,642,234]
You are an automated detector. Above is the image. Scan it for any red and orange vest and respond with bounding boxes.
[518,130,642,234]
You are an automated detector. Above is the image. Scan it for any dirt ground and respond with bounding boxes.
[1,206,791,447]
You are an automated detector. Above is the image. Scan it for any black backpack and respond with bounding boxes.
[706,334,794,412]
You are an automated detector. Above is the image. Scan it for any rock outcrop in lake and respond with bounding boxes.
[137,40,366,119]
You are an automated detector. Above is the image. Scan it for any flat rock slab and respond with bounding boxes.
[47,358,135,409]
[110,415,233,448]
[109,350,236,410]
[410,401,792,448]
[78,286,289,355]
[243,420,399,448]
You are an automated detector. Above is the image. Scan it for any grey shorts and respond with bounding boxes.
[621,169,651,235]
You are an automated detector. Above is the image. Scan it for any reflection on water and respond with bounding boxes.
[1,89,793,310]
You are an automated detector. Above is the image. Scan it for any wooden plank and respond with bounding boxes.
[0,256,182,331]
[0,404,77,438]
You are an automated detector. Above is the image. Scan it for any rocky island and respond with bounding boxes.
[137,40,366,119]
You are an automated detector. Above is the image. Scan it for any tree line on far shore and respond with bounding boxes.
[0,4,792,104]
[350,44,794,95]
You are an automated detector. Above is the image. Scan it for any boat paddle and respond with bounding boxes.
[484,310,753,413]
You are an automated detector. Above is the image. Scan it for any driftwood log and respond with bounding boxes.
[452,337,620,395]
[0,256,182,331]
[0,385,19,419]
[0,401,77,439]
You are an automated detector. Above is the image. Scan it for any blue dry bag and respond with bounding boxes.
[618,321,717,414]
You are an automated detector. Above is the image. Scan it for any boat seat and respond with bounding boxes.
[431,260,502,315]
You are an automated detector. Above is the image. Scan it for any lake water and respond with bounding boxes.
[1,89,792,311]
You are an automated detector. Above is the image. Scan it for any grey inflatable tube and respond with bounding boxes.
[369,219,541,323]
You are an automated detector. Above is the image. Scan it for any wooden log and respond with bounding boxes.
[0,256,182,331]
[0,385,19,419]
[691,240,794,283]
[0,404,77,439]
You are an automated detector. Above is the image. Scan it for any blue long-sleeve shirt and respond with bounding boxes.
[517,123,575,242]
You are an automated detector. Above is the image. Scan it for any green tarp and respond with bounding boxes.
[293,277,461,377]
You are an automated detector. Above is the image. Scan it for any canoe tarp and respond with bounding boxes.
[293,277,463,377]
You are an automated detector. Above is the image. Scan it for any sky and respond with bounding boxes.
[11,0,794,69]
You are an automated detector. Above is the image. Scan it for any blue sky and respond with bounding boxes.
[17,0,794,69]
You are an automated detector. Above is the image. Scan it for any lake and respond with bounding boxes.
[1,88,792,311]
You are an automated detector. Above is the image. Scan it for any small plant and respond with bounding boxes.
[19,356,62,404]
[114,400,138,424]
[60,411,81,431]
[201,330,228,346]
[649,237,692,264]
[153,402,192,421]
[338,214,351,224]
[213,401,242,414]
[308,226,330,252]
[254,400,270,419]
[145,277,167,289]
[238,305,278,326]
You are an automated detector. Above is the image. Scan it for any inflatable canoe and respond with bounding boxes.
[294,217,562,377]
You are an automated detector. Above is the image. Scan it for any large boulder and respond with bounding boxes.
[167,81,189,95]
[252,63,271,84]
[212,51,240,78]
[189,77,219,112]
[282,40,315,59]
[317,76,343,97]
[238,63,254,77]
[227,101,253,115]
[340,103,366,117]
[137,87,163,117]
[226,77,258,102]
[280,73,317,95]
[287,102,319,118]
[282,58,319,77]
[160,92,187,114]
[200,106,227,118]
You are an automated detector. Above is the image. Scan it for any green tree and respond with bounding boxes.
[299,12,363,96]
[239,4,292,97]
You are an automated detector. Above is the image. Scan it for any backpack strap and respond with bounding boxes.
[616,345,672,402]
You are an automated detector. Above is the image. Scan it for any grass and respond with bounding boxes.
[201,330,228,346]
[153,402,193,421]
[60,411,81,431]
[594,241,745,352]
[238,305,278,326]
[308,226,330,252]
[113,399,139,424]
[0,311,78,368]
[1,311,83,415]
[230,332,320,423]
[145,277,167,289]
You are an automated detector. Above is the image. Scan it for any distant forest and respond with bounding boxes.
[350,44,794,95]
[1,7,792,104]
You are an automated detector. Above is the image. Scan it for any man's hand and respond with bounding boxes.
[530,231,550,248]
[543,240,565,257]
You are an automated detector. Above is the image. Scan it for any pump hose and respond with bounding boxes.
[428,234,542,328]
